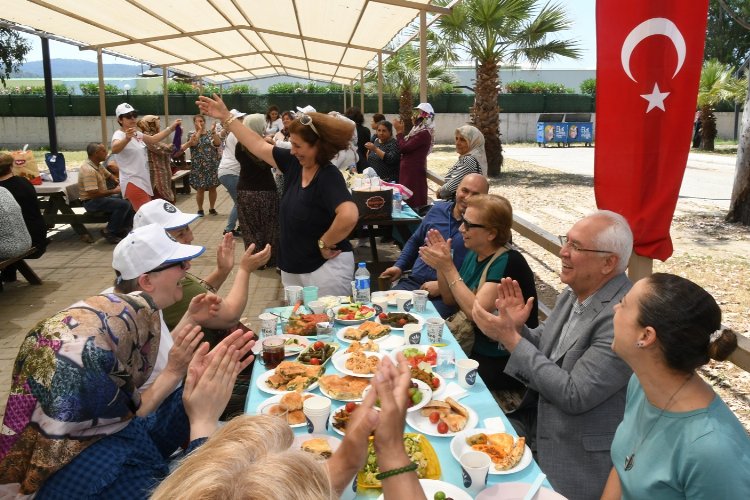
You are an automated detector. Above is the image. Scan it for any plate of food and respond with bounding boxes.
[293,434,342,461]
[336,321,391,344]
[318,374,371,402]
[377,479,472,500]
[406,397,478,437]
[341,339,381,354]
[335,303,376,324]
[391,345,441,368]
[317,295,341,309]
[256,360,324,394]
[376,312,424,331]
[358,433,441,489]
[295,341,338,366]
[329,402,362,436]
[256,392,314,427]
[450,429,532,475]
[370,290,400,306]
[332,351,386,378]
[284,313,330,336]
[251,334,309,357]
[409,365,445,397]
[362,379,432,413]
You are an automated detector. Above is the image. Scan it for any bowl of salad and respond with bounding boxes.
[335,302,376,325]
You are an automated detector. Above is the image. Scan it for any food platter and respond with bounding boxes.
[450,428,532,475]
[405,400,479,437]
[317,374,371,402]
[292,433,342,460]
[376,479,472,500]
[334,303,376,325]
[256,392,314,428]
[255,367,320,395]
[391,344,441,367]
[295,341,338,366]
[335,325,392,345]
[376,312,425,331]
[332,351,387,378]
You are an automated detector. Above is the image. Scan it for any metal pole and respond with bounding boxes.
[378,51,383,114]
[163,66,169,122]
[97,48,107,147]
[40,37,58,153]
[419,9,427,104]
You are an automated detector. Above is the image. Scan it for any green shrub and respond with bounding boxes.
[267,82,342,94]
[580,78,596,97]
[504,80,574,94]
[167,81,197,94]
[79,83,120,95]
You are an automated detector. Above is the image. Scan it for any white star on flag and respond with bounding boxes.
[640,83,671,112]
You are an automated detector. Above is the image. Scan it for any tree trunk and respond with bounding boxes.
[399,86,414,135]
[700,104,717,151]
[726,79,750,226]
[474,59,503,176]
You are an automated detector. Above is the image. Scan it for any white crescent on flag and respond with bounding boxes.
[621,17,686,82]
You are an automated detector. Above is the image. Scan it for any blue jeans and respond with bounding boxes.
[219,173,239,231]
[83,195,133,235]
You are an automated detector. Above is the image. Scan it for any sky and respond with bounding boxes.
[20,1,597,70]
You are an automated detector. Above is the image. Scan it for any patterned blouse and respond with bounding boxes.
[366,137,400,182]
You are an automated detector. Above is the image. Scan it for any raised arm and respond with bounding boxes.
[143,119,182,145]
[197,94,277,167]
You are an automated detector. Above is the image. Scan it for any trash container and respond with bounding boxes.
[563,113,593,147]
[536,114,567,147]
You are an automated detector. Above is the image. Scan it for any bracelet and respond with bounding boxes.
[222,114,237,129]
[448,277,463,289]
[375,462,418,480]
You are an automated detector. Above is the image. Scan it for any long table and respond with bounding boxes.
[244,300,548,498]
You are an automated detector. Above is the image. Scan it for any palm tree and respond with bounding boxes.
[376,42,457,133]
[697,59,746,151]
[435,0,580,175]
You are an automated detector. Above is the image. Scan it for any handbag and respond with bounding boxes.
[446,246,508,356]
[45,152,67,182]
[10,145,42,185]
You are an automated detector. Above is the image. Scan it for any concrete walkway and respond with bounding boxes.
[0,188,284,419]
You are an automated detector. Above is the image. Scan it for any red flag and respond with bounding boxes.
[594,0,708,261]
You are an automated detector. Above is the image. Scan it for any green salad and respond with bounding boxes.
[361,435,428,487]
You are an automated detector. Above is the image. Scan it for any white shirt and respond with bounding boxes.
[217,133,240,177]
[111,129,152,195]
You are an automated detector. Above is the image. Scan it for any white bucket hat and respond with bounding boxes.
[296,105,317,114]
[228,108,247,119]
[134,200,199,230]
[113,224,205,280]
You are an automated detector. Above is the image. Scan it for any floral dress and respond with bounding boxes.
[188,131,220,189]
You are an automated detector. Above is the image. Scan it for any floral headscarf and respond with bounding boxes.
[456,125,488,176]
[137,115,161,135]
[0,293,161,495]
[404,106,435,155]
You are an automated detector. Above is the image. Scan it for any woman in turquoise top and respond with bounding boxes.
[603,273,750,499]
[420,194,538,392]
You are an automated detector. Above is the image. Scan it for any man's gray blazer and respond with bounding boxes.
[504,273,633,500]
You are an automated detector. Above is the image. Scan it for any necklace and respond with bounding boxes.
[624,373,693,471]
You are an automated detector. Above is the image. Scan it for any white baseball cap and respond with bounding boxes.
[229,108,247,119]
[296,105,316,114]
[415,102,434,115]
[115,103,137,117]
[134,199,199,230]
[113,224,205,280]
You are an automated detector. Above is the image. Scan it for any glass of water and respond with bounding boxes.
[436,348,456,379]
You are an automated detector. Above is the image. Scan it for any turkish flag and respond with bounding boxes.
[594,0,708,261]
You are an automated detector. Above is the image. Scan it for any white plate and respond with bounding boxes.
[292,433,342,460]
[362,379,432,413]
[390,344,442,368]
[334,305,376,325]
[376,312,425,331]
[335,325,392,344]
[255,368,320,395]
[335,339,383,355]
[371,290,400,306]
[251,334,310,357]
[475,483,566,500]
[450,428,533,475]
[378,335,405,351]
[318,376,370,402]
[332,351,387,378]
[406,401,479,437]
[376,479,472,500]
[328,404,360,436]
[256,392,313,428]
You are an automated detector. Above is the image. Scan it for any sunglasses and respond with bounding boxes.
[147,260,188,274]
[298,113,319,136]
[121,112,138,120]
[459,217,486,230]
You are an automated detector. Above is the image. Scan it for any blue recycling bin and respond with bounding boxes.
[564,113,593,147]
[536,113,567,147]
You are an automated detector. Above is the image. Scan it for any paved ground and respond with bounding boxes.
[0,188,284,419]
[503,146,738,210]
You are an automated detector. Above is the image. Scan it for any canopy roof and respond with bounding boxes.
[1,0,451,84]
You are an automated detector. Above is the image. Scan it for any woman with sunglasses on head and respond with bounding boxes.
[419,194,538,392]
[600,273,750,499]
[197,95,358,296]
[111,103,182,212]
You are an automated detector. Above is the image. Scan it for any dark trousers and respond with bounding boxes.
[84,195,134,235]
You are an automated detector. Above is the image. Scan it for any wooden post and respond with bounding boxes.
[97,49,107,147]
[360,69,365,111]
[162,66,169,122]
[377,51,383,114]
[627,254,653,282]
[419,9,427,104]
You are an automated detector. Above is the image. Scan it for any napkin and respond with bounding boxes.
[482,417,506,432]
[441,382,468,401]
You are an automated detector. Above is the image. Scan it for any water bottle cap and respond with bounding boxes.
[358,262,366,268]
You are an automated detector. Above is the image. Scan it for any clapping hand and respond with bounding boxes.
[216,232,236,275]
[187,292,222,325]
[418,229,453,273]
[471,278,532,352]
[164,324,204,378]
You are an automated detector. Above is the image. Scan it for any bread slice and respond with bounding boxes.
[301,438,332,459]
[419,400,451,417]
[445,397,469,419]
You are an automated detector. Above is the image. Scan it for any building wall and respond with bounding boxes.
[450,67,597,93]
[0,112,742,150]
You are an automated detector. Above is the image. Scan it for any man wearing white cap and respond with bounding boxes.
[111,103,182,211]
[217,109,247,236]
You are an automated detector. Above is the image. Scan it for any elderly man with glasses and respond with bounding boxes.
[472,210,634,500]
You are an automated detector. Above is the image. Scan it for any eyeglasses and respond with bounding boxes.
[147,260,188,274]
[298,113,319,136]
[121,112,138,120]
[459,217,486,230]
[559,235,613,254]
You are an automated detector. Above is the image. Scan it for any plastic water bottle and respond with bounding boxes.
[392,191,402,215]
[354,262,371,303]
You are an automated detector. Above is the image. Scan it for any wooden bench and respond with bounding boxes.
[171,170,191,195]
[0,247,42,292]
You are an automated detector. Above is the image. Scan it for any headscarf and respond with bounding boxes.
[136,115,160,135]
[0,293,161,495]
[243,113,266,136]
[456,125,488,176]
[404,105,435,155]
